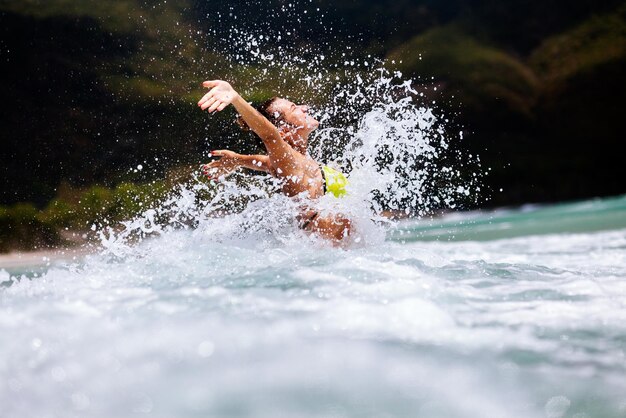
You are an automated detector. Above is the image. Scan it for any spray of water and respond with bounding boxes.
[13,5,626,418]
[97,66,481,252]
[84,0,483,253]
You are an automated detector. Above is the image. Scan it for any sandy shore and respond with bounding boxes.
[0,246,95,269]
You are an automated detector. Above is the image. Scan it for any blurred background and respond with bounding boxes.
[1,0,625,251]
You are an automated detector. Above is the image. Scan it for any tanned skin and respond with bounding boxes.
[198,80,351,243]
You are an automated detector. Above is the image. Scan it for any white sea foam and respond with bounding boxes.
[2,216,626,417]
[3,3,625,417]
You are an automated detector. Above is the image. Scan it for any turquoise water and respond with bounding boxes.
[1,194,626,417]
[392,194,626,242]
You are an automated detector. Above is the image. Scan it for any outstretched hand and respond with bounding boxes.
[198,80,238,113]
[201,150,240,180]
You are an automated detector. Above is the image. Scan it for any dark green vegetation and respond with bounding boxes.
[0,180,174,252]
[1,0,625,251]
[389,4,626,204]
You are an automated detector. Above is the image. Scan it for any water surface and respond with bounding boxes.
[2,195,626,417]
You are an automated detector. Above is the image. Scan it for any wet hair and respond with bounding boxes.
[235,97,282,131]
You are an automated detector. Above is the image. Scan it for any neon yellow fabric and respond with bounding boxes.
[322,165,348,198]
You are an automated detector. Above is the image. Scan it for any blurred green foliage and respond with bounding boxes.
[530,5,626,85]
[389,25,539,119]
[388,5,626,205]
[0,204,60,252]
[0,180,173,252]
[1,0,625,251]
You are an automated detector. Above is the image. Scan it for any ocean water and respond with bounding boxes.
[1,194,626,418]
[2,17,624,414]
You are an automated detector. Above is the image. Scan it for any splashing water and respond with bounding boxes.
[3,194,626,418]
[195,10,483,233]
[5,3,626,418]
[96,63,480,253]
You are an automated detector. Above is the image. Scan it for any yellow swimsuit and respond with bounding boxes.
[320,165,348,198]
[299,165,349,230]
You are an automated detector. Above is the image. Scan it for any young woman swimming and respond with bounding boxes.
[197,80,351,243]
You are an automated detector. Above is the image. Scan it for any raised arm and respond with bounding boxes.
[199,80,281,144]
[231,153,271,172]
[201,150,270,180]
[198,80,299,175]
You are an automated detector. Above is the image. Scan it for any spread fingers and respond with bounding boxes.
[197,91,214,106]
[208,100,222,113]
[201,97,217,111]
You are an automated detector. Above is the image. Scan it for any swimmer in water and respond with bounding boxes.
[197,80,351,243]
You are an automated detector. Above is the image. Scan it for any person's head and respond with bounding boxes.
[236,97,319,154]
